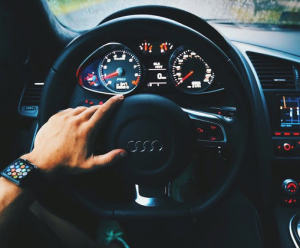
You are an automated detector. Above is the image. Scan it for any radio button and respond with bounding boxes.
[274,132,282,136]
[274,141,295,156]
[283,143,292,151]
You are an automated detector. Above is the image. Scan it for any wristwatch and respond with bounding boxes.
[1,158,38,186]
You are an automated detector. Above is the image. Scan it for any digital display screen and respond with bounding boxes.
[1,159,36,185]
[145,60,168,88]
[280,95,300,128]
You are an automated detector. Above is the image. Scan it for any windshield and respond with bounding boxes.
[46,0,300,31]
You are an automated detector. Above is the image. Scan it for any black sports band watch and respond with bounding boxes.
[1,158,38,186]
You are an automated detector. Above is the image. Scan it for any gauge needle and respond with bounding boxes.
[164,43,167,51]
[103,67,123,80]
[176,71,194,86]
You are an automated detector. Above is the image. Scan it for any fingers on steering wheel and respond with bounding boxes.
[87,95,124,129]
[70,106,89,116]
[56,108,73,116]
[56,106,87,118]
[76,105,101,121]
[85,149,127,170]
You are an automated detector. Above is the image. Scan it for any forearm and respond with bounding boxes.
[0,177,35,247]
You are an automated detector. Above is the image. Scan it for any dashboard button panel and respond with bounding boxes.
[274,140,295,156]
[281,179,300,206]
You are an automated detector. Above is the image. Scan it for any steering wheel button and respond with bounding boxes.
[210,125,217,130]
[210,125,220,136]
[197,128,204,133]
[191,120,208,139]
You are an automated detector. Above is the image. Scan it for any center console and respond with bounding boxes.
[265,92,300,206]
[272,95,300,157]
[265,91,300,248]
[233,40,300,248]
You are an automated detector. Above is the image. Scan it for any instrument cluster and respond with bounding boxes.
[76,41,223,95]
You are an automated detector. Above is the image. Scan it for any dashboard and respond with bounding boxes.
[76,41,223,96]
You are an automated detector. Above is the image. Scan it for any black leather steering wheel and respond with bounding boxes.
[38,14,249,218]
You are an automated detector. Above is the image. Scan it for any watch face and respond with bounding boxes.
[1,159,36,185]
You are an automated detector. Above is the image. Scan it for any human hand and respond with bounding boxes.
[21,95,126,175]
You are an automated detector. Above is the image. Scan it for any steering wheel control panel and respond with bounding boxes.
[76,42,223,95]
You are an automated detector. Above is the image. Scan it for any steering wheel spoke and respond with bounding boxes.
[134,184,170,207]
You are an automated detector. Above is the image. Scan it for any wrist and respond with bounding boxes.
[0,177,35,211]
[20,152,51,173]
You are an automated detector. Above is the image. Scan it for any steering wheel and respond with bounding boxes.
[38,14,249,218]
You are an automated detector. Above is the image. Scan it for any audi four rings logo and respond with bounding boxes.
[127,140,164,153]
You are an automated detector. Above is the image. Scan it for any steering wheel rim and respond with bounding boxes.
[38,15,250,218]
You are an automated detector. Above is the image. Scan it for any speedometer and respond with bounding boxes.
[170,48,215,93]
[99,50,141,94]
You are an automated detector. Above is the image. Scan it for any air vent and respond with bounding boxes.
[19,82,44,117]
[247,52,296,89]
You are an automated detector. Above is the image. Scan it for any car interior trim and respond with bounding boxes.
[290,214,300,248]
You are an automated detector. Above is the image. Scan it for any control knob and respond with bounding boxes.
[282,179,298,195]
[283,143,292,151]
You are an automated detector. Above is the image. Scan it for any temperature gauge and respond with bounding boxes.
[139,41,153,53]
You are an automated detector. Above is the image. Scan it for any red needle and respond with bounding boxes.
[176,71,194,86]
[164,43,167,51]
[103,71,119,80]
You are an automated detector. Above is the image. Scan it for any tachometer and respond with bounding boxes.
[170,48,214,93]
[99,50,141,94]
